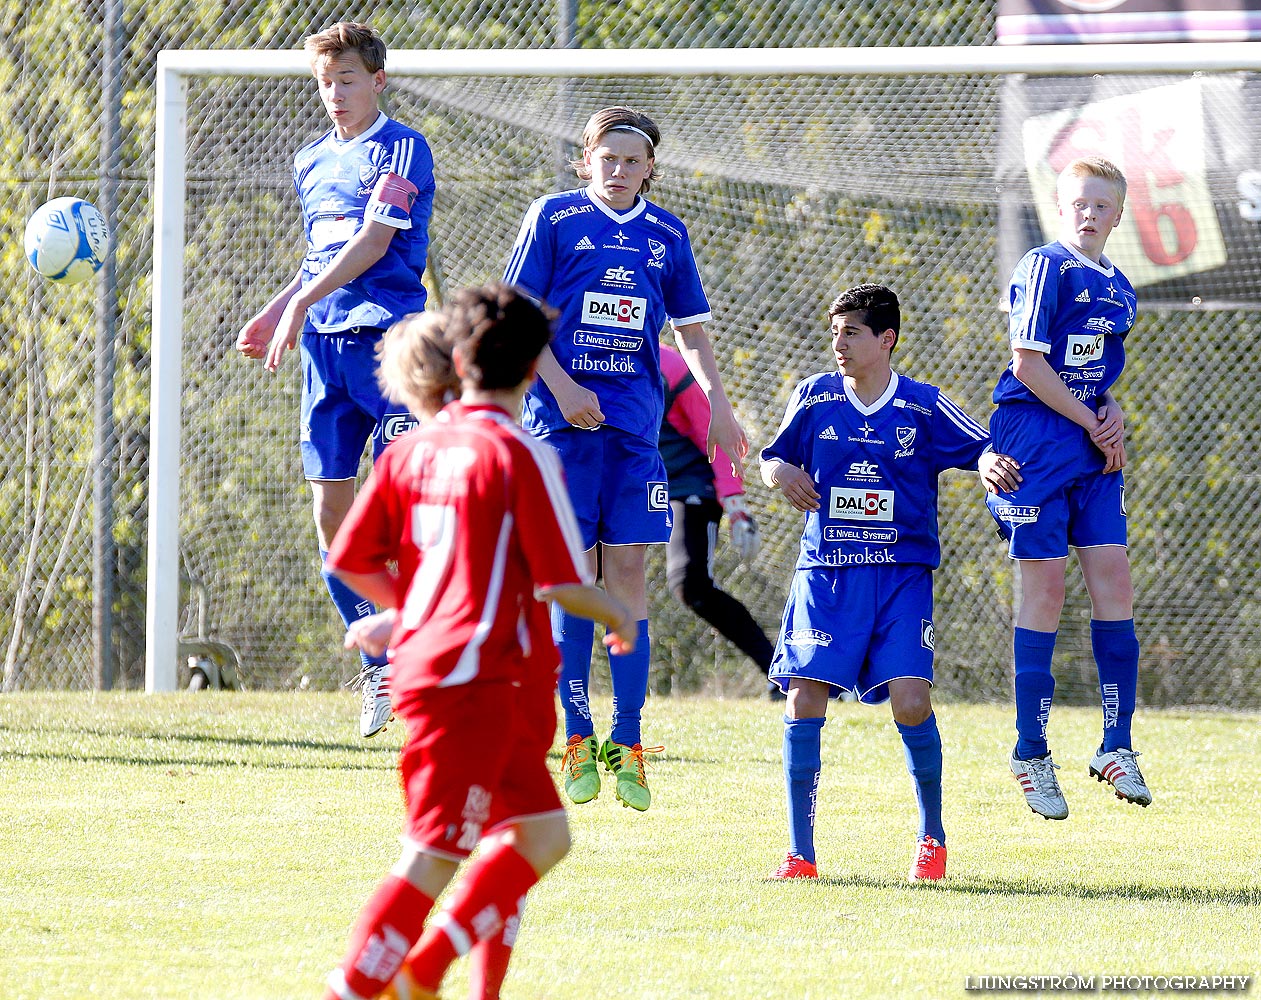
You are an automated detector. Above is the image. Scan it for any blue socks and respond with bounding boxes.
[896,714,945,844]
[1013,626,1057,759]
[610,620,651,746]
[552,605,596,739]
[553,610,653,747]
[320,549,385,669]
[783,716,825,865]
[1092,618,1139,751]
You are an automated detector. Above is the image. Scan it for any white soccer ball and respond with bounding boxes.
[24,196,111,285]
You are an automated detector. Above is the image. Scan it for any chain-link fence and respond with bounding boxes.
[3,2,1259,710]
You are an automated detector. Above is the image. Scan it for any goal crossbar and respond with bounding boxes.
[147,43,1261,691]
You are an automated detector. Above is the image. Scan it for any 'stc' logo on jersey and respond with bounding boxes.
[847,460,880,479]
[1065,333,1106,366]
[582,292,647,330]
[829,487,894,521]
[602,266,636,285]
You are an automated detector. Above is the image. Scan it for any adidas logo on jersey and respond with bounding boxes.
[1075,289,1091,303]
[819,425,839,441]
[574,236,596,251]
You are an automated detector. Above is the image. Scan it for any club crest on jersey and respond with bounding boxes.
[895,426,916,458]
[921,619,935,651]
[581,291,647,330]
[357,143,388,194]
[648,238,666,260]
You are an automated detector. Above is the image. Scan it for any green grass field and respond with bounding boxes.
[1,692,1257,1000]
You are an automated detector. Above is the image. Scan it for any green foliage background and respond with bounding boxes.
[0,2,1257,707]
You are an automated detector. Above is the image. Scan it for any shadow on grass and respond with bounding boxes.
[763,871,1261,907]
[2,724,399,771]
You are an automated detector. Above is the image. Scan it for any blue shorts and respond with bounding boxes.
[768,564,935,705]
[538,425,671,550]
[985,403,1127,560]
[300,330,418,480]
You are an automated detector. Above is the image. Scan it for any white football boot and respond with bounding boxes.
[1010,749,1069,820]
[1089,748,1152,806]
[355,662,393,739]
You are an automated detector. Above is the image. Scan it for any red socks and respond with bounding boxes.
[324,874,434,1000]
[466,896,526,1000]
[405,843,539,996]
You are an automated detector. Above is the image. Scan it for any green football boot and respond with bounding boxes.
[599,739,664,812]
[561,734,601,804]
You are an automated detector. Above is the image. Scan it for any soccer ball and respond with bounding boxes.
[23,196,111,285]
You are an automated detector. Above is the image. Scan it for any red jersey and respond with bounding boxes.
[327,400,591,692]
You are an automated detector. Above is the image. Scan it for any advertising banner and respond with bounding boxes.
[996,0,1261,45]
[998,74,1261,307]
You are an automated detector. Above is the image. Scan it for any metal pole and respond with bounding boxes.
[95,0,123,689]
[556,0,578,186]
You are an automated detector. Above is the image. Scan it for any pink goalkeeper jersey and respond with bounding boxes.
[327,401,591,692]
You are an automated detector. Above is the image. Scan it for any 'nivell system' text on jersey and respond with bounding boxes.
[294,112,435,333]
[993,240,1136,409]
[503,186,711,442]
[761,372,990,571]
[326,401,591,691]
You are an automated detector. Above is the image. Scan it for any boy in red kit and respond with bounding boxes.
[322,284,634,1000]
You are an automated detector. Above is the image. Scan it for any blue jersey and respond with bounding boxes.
[761,371,990,571]
[503,186,712,442]
[293,112,435,333]
[993,240,1137,409]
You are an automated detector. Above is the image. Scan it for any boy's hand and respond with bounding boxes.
[555,380,605,430]
[236,312,276,360]
[708,402,748,478]
[264,301,305,372]
[1091,398,1126,451]
[1100,439,1127,474]
[344,609,397,658]
[770,463,821,512]
[979,451,1023,494]
[602,606,636,655]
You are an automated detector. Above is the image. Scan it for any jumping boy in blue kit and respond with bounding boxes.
[236,21,435,738]
[987,156,1152,820]
[762,283,1021,882]
[503,106,747,812]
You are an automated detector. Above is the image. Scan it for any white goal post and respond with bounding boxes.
[148,42,1261,693]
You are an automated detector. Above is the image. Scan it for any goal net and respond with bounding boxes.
[150,45,1261,707]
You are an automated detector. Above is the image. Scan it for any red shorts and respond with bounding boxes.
[395,675,562,861]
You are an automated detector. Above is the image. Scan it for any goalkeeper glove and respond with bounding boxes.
[722,494,761,562]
